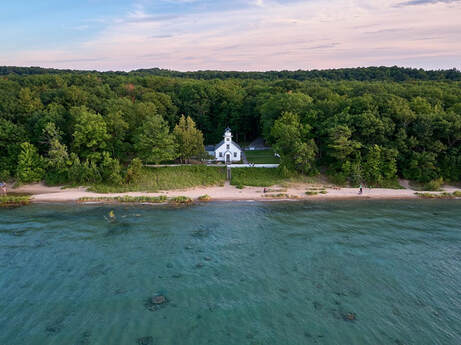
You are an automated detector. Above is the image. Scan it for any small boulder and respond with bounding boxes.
[152,295,167,305]
[344,312,357,321]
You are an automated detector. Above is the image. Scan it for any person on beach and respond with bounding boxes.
[0,182,7,195]
[263,187,267,193]
[359,184,363,195]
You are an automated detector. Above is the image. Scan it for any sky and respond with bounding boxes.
[1,0,460,71]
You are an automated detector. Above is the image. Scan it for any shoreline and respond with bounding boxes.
[4,182,461,204]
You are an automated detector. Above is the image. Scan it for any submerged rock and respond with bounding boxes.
[343,312,357,321]
[136,336,153,345]
[145,294,169,311]
[152,295,167,305]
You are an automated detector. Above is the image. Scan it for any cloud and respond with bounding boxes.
[395,0,460,7]
[2,0,461,71]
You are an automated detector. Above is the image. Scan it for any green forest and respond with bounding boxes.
[1,66,460,187]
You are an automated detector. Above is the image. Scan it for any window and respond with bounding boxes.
[234,152,237,158]
[226,144,230,149]
[226,138,230,142]
[219,152,222,157]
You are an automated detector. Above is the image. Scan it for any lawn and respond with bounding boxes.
[244,149,280,164]
[89,165,226,193]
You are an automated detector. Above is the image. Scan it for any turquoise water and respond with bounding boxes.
[1,201,460,345]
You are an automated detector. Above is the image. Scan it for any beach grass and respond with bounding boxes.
[231,168,284,187]
[244,149,280,164]
[0,195,31,207]
[169,196,193,204]
[79,196,168,203]
[231,168,316,187]
[262,193,298,199]
[415,192,456,199]
[198,194,212,201]
[89,166,226,193]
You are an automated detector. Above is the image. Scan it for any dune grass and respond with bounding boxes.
[169,196,193,204]
[231,168,284,187]
[415,192,457,199]
[198,194,212,201]
[0,195,31,207]
[231,168,315,187]
[89,166,226,193]
[244,149,280,164]
[79,196,168,203]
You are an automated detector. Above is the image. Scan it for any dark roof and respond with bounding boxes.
[225,127,231,132]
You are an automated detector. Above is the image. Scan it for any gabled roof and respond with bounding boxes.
[215,139,242,151]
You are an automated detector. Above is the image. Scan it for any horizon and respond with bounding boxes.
[1,1,461,72]
[2,64,461,74]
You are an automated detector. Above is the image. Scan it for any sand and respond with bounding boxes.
[5,181,460,203]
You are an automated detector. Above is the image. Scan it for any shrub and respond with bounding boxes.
[169,196,192,204]
[16,142,45,184]
[100,152,123,185]
[305,191,318,195]
[198,194,211,201]
[0,195,31,207]
[125,157,144,183]
[453,191,461,197]
[423,178,444,191]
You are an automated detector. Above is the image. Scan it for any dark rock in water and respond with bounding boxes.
[114,288,127,295]
[145,295,169,311]
[204,257,212,261]
[152,295,167,305]
[286,312,295,319]
[191,228,210,238]
[304,331,312,338]
[343,312,357,321]
[166,263,173,268]
[195,263,204,269]
[137,336,153,345]
[171,273,182,279]
[313,301,323,310]
[185,245,193,250]
[75,331,91,345]
[45,325,61,334]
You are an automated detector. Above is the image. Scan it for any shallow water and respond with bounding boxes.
[0,200,460,345]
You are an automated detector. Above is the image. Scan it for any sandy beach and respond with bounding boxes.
[5,181,461,203]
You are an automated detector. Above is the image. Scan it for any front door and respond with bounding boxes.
[226,153,231,163]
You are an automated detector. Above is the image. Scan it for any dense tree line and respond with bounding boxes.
[0,66,460,186]
[2,66,461,82]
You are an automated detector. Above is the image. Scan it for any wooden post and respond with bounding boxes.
[227,166,231,181]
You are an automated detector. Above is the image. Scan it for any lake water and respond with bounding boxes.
[1,201,460,345]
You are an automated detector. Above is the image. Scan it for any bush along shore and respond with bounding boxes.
[0,195,31,207]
